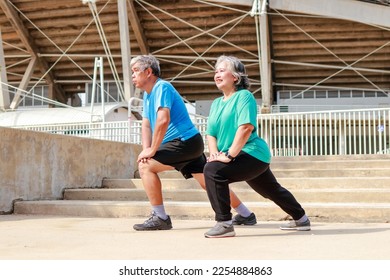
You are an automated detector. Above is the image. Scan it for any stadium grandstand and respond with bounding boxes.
[1,0,390,155]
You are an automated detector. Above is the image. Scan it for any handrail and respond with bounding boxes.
[258,107,390,156]
[7,106,389,157]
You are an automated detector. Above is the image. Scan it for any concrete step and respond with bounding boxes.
[102,177,390,190]
[270,160,390,169]
[270,154,390,162]
[131,156,390,179]
[272,168,390,177]
[13,200,390,223]
[151,168,390,178]
[136,168,390,179]
[277,177,390,189]
[12,154,390,223]
[63,188,390,203]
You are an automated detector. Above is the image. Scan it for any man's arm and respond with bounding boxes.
[141,118,152,149]
[150,107,170,153]
[138,107,170,162]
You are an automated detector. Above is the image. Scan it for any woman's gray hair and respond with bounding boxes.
[215,55,250,90]
[130,54,161,77]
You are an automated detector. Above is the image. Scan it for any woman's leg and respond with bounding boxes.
[247,167,306,220]
[203,153,269,222]
[203,161,232,221]
[192,173,247,209]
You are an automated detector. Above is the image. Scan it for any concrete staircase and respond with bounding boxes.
[14,155,390,223]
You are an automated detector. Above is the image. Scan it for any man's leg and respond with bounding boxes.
[138,158,174,206]
[133,159,174,231]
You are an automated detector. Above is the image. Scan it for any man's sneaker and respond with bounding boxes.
[232,212,257,225]
[204,222,236,238]
[280,218,311,231]
[133,213,172,231]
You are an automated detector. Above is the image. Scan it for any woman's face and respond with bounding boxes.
[214,61,237,92]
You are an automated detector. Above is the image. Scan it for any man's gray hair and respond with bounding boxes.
[130,55,161,77]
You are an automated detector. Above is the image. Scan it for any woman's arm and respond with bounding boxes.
[227,123,254,158]
[206,135,220,162]
[207,123,254,163]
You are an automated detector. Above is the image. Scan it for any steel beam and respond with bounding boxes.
[10,56,37,109]
[0,0,67,106]
[270,0,390,28]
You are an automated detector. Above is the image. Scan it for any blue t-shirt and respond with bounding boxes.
[142,79,199,144]
[206,89,271,163]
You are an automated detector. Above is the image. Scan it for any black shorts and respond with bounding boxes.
[153,133,206,179]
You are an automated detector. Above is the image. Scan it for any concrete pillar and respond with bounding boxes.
[253,0,273,114]
[0,28,10,110]
[118,0,133,101]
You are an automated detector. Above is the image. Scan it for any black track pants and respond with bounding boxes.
[204,152,306,222]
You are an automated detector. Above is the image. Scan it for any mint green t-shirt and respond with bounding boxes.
[206,89,271,163]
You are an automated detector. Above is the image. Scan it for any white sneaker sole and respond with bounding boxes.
[204,231,236,238]
[280,226,311,231]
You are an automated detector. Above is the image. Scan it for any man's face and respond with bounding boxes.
[131,63,148,89]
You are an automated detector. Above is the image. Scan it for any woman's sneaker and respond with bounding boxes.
[204,222,236,238]
[133,213,172,231]
[280,219,311,231]
[232,213,257,225]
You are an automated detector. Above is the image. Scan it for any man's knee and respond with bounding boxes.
[138,161,151,177]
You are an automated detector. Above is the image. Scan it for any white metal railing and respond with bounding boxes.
[15,121,140,143]
[10,114,207,148]
[258,108,390,156]
[9,107,390,157]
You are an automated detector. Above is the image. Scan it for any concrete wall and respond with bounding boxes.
[0,126,142,214]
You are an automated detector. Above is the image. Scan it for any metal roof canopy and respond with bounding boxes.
[1,0,390,115]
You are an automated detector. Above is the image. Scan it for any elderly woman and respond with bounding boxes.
[204,55,310,238]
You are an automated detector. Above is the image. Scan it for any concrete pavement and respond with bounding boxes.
[1,214,390,260]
